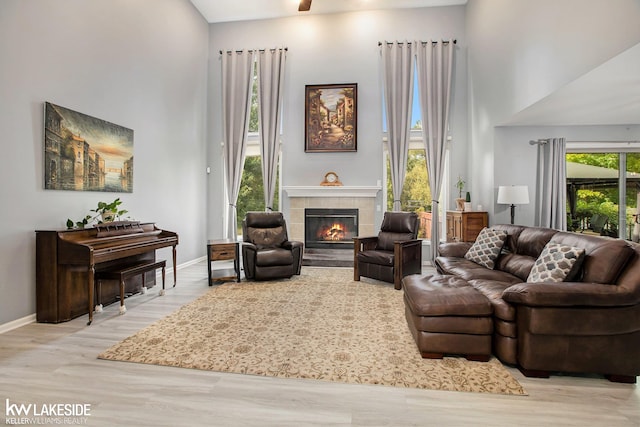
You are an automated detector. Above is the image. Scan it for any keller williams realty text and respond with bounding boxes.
[5,399,91,425]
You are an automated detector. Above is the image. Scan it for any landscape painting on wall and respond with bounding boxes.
[305,83,357,152]
[44,102,133,192]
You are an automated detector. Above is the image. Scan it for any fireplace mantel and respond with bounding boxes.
[284,186,381,198]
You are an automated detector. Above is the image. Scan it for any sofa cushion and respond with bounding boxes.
[495,253,536,281]
[527,242,585,283]
[490,226,557,281]
[357,249,394,267]
[436,257,522,284]
[437,241,473,258]
[464,227,508,269]
[255,247,294,266]
[491,224,526,253]
[550,232,634,284]
[514,227,559,258]
[469,279,517,321]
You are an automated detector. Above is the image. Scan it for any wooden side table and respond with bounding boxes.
[207,239,241,285]
[446,211,488,242]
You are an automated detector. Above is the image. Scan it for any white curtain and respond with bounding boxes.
[222,50,255,239]
[535,137,567,230]
[381,41,415,211]
[257,48,286,211]
[416,40,455,262]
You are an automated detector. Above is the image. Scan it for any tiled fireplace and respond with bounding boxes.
[284,186,381,247]
[305,208,359,249]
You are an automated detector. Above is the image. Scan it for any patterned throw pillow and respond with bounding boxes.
[527,242,585,283]
[464,227,508,269]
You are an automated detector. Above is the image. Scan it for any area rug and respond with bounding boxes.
[98,268,526,395]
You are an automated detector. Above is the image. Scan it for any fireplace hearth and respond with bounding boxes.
[305,208,358,249]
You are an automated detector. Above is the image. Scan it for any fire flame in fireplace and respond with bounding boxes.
[318,222,347,241]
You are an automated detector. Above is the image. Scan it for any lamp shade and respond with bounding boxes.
[497,185,529,205]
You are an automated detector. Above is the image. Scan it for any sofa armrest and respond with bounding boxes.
[437,242,473,258]
[502,282,639,307]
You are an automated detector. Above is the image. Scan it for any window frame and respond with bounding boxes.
[382,129,450,243]
[566,141,640,240]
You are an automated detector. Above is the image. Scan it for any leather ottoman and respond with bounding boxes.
[403,274,493,361]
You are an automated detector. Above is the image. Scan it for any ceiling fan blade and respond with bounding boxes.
[298,0,312,12]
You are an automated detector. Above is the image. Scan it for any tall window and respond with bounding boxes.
[383,73,447,239]
[236,68,280,235]
[566,148,640,240]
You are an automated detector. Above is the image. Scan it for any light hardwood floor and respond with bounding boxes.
[1,261,638,426]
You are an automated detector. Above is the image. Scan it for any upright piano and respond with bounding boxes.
[36,221,178,324]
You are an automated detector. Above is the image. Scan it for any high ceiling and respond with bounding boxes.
[189,0,466,23]
[501,42,640,127]
[190,0,640,128]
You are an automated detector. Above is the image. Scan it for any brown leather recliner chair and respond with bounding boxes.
[353,211,422,290]
[242,212,304,281]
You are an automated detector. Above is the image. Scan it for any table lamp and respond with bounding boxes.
[497,185,529,225]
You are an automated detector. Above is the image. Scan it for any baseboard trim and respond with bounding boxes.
[0,313,37,334]
[176,256,206,270]
[1,256,209,334]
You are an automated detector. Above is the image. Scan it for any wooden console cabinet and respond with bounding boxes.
[446,211,488,242]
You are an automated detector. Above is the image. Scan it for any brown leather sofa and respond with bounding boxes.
[434,224,640,383]
[242,212,304,281]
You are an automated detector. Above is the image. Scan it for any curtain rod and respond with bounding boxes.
[378,40,456,46]
[219,47,288,55]
[529,139,550,145]
[530,139,640,146]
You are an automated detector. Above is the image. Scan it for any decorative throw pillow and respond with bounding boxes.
[464,227,508,269]
[527,242,585,283]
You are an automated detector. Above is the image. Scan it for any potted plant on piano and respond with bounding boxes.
[66,198,129,229]
[92,198,127,223]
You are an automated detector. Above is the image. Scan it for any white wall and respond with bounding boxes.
[0,0,209,325]
[466,0,640,223]
[206,7,468,239]
[493,125,640,226]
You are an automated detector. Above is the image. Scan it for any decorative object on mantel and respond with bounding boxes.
[455,175,466,211]
[497,185,530,224]
[320,171,342,186]
[66,198,129,229]
[304,83,357,152]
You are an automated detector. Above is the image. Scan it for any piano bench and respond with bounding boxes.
[95,260,166,315]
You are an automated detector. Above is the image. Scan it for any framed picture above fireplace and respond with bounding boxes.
[304,83,357,153]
